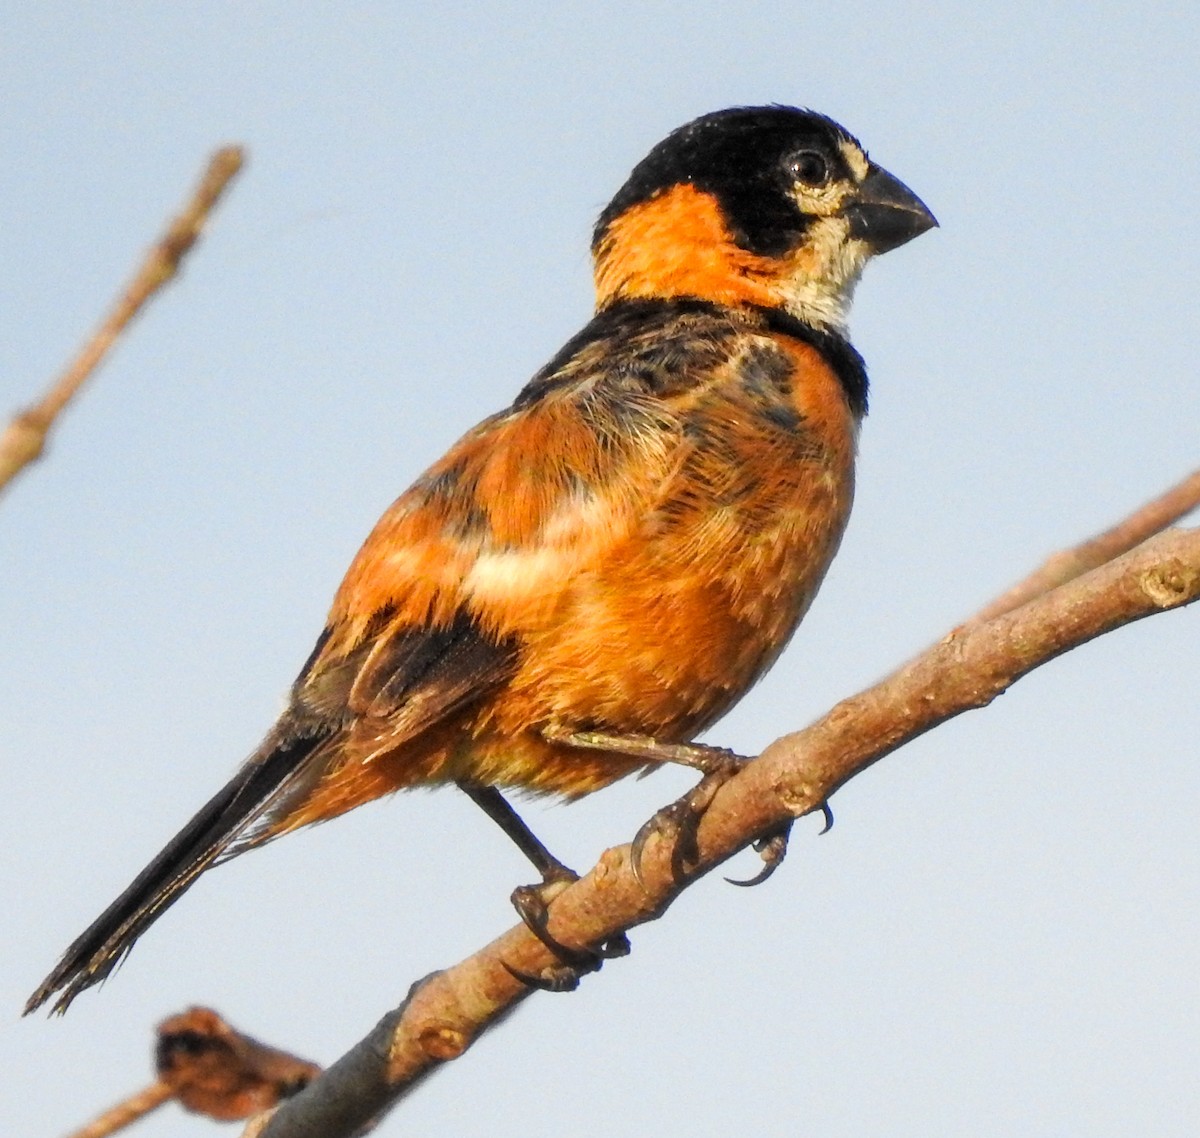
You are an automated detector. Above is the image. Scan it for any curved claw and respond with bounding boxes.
[629,818,656,891]
[818,802,834,835]
[630,800,703,890]
[724,821,792,887]
[502,959,583,993]
[724,859,780,888]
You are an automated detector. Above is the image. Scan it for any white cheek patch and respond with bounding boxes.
[774,216,870,331]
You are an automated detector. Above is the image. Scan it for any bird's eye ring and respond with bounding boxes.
[789,150,830,187]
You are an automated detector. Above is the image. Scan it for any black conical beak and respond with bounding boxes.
[844,164,937,254]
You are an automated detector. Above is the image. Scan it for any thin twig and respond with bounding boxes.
[973,466,1200,622]
[0,145,245,498]
[64,1080,173,1138]
[247,526,1200,1138]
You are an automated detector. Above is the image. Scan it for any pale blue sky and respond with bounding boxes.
[3,5,1198,1136]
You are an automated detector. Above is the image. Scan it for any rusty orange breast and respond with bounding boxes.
[487,327,859,763]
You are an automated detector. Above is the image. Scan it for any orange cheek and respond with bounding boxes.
[593,183,788,310]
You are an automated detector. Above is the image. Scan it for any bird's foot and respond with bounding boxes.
[725,821,793,886]
[628,752,747,888]
[505,868,630,992]
[723,800,831,886]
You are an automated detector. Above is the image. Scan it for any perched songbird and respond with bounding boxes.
[27,105,935,1014]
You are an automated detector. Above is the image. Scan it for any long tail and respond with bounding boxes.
[24,730,327,1016]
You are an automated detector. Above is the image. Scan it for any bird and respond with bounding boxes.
[27,104,936,1014]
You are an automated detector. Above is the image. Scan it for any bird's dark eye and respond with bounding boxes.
[789,150,830,187]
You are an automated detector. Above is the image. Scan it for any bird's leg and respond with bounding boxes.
[458,781,575,881]
[540,730,748,775]
[458,783,629,991]
[541,729,794,887]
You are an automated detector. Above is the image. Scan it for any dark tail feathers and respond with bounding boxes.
[24,731,325,1016]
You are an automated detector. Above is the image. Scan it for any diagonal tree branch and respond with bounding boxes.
[973,465,1200,622]
[245,526,1200,1138]
[0,145,245,499]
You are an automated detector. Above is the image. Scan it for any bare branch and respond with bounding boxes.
[0,146,245,498]
[973,466,1200,622]
[246,527,1200,1138]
